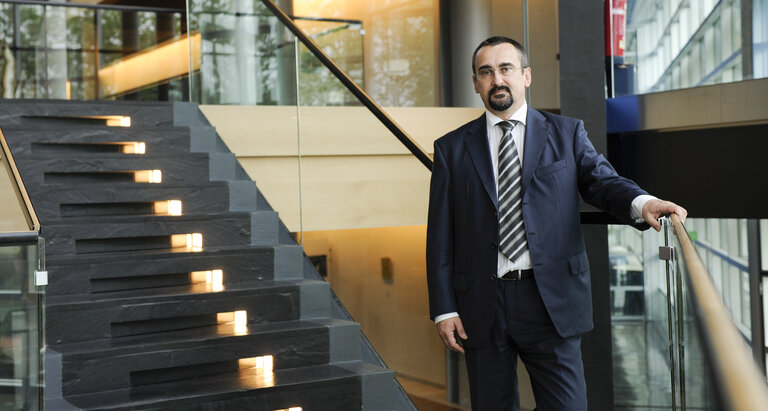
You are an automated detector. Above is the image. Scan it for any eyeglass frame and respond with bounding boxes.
[475,63,529,80]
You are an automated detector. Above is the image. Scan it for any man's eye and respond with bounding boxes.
[480,69,492,76]
[500,67,512,74]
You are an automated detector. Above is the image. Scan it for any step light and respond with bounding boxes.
[239,355,273,372]
[153,200,182,216]
[189,269,224,292]
[121,142,146,154]
[218,309,248,334]
[134,169,162,183]
[170,233,203,252]
[239,355,275,386]
[274,407,302,411]
[105,116,131,127]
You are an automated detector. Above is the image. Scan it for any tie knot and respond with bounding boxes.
[498,120,518,134]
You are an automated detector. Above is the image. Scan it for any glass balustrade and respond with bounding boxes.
[609,216,768,410]
[2,128,45,410]
[0,237,44,411]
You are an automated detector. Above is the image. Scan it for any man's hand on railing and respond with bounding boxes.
[642,199,687,232]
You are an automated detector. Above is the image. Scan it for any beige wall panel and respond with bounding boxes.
[302,225,445,385]
[237,157,302,229]
[199,106,298,156]
[205,106,483,231]
[641,78,768,130]
[239,155,430,232]
[201,105,482,157]
[528,0,560,110]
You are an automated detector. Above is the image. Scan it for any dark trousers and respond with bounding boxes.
[464,277,587,411]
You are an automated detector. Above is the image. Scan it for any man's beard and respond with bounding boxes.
[488,86,514,111]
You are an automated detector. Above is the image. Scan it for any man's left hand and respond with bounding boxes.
[642,199,687,232]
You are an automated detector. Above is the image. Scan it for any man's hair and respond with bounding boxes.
[471,36,529,74]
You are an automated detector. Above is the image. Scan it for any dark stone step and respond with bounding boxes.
[2,127,192,158]
[63,363,362,410]
[43,244,305,297]
[40,211,282,255]
[28,181,267,221]
[0,99,175,128]
[16,154,236,188]
[46,279,330,345]
[56,319,352,396]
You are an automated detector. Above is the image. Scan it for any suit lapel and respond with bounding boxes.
[463,116,498,209]
[522,108,549,194]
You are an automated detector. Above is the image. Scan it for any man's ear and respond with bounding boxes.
[472,75,479,93]
[524,67,532,88]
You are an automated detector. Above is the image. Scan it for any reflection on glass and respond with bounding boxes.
[608,0,768,96]
[0,242,44,410]
[687,218,751,335]
[608,223,673,409]
[0,3,186,100]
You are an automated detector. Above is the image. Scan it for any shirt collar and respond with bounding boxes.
[485,102,528,131]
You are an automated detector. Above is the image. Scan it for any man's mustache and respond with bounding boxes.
[489,86,511,97]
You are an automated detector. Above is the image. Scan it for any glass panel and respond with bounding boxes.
[188,2,293,105]
[292,0,439,107]
[670,223,716,409]
[0,241,44,410]
[609,223,674,409]
[688,218,751,341]
[0,3,186,101]
[294,36,436,389]
[609,0,763,96]
[187,0,302,242]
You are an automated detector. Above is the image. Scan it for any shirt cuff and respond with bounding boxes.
[630,194,658,222]
[434,312,459,324]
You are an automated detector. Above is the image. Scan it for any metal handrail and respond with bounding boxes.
[0,231,38,245]
[670,213,768,410]
[0,128,39,232]
[259,0,433,170]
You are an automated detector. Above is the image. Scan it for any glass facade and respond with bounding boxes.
[609,0,768,96]
[0,2,187,100]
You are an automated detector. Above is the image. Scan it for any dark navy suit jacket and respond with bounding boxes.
[426,108,647,348]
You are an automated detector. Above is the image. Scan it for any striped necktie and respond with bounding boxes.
[497,120,528,262]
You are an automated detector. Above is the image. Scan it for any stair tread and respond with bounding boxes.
[44,244,278,266]
[64,363,359,410]
[53,319,343,358]
[41,210,259,226]
[47,279,307,307]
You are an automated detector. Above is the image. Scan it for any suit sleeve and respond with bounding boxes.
[426,141,457,320]
[571,120,649,226]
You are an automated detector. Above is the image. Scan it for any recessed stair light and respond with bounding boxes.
[134,169,162,183]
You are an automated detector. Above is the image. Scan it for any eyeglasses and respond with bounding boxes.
[476,64,526,79]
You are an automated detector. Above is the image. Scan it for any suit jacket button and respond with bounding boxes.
[490,274,496,280]
[491,242,497,249]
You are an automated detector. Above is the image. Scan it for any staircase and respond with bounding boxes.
[0,99,413,410]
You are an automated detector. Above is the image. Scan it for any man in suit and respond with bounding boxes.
[426,36,686,410]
